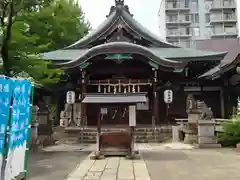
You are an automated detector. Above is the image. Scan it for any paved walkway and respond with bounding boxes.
[66,154,150,180]
[44,143,240,180]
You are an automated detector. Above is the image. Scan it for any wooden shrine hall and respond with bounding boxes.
[42,0,228,129]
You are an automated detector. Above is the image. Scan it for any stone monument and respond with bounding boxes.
[183,95,200,144]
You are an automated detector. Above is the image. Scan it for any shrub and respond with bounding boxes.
[217,118,240,147]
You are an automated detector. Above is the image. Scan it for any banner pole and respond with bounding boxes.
[23,85,35,180]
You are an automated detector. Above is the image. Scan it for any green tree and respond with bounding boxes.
[23,0,90,52]
[0,0,90,85]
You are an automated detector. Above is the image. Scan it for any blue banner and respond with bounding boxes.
[4,79,33,179]
[0,77,12,155]
[9,79,32,150]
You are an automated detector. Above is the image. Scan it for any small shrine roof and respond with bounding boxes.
[82,93,147,104]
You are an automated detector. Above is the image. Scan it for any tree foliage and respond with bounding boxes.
[0,0,90,85]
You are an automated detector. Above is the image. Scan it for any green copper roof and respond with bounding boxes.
[50,42,183,69]
[41,47,226,61]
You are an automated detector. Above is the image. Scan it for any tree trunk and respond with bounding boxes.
[1,1,14,76]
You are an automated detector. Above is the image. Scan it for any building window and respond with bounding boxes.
[206,26,212,37]
[167,14,178,22]
[192,27,200,37]
[223,0,234,6]
[223,12,235,20]
[179,40,191,48]
[224,25,236,34]
[167,28,178,35]
[205,14,210,23]
[185,0,190,8]
[168,40,179,46]
[212,25,223,34]
[190,0,198,12]
[191,13,199,23]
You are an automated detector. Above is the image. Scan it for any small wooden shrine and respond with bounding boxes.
[41,0,227,130]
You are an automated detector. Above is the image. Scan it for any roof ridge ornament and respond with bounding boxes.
[115,0,124,6]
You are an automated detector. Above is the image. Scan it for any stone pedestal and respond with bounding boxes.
[183,123,198,144]
[183,111,200,144]
[172,126,181,142]
[197,120,221,148]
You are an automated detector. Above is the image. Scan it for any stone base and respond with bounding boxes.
[89,152,105,160]
[125,154,141,160]
[195,143,222,149]
[125,151,141,160]
[184,133,198,144]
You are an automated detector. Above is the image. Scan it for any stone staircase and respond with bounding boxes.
[62,126,172,144]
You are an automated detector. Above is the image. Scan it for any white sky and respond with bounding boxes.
[78,0,161,36]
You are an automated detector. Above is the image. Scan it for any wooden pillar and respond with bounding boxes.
[97,105,101,153]
[220,87,225,118]
[54,92,61,126]
[152,68,158,127]
[81,70,87,125]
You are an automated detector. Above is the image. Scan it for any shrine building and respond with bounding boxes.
[41,0,231,129]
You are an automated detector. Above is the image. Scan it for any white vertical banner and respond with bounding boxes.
[129,105,136,127]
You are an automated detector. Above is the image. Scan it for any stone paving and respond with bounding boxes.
[66,154,151,180]
[144,148,240,180]
[45,143,240,180]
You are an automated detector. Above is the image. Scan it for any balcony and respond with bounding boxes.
[166,2,190,12]
[166,32,192,38]
[209,1,236,11]
[166,18,191,25]
[211,28,237,37]
[210,15,237,24]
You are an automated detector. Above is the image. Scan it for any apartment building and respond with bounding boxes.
[158,0,238,48]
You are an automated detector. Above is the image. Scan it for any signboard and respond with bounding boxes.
[129,106,136,127]
[0,77,12,178]
[100,108,108,114]
[164,89,173,104]
[66,91,75,104]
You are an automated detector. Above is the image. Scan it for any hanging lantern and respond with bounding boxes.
[164,89,173,104]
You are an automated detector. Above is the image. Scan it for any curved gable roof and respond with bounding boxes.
[54,42,184,69]
[65,2,177,49]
